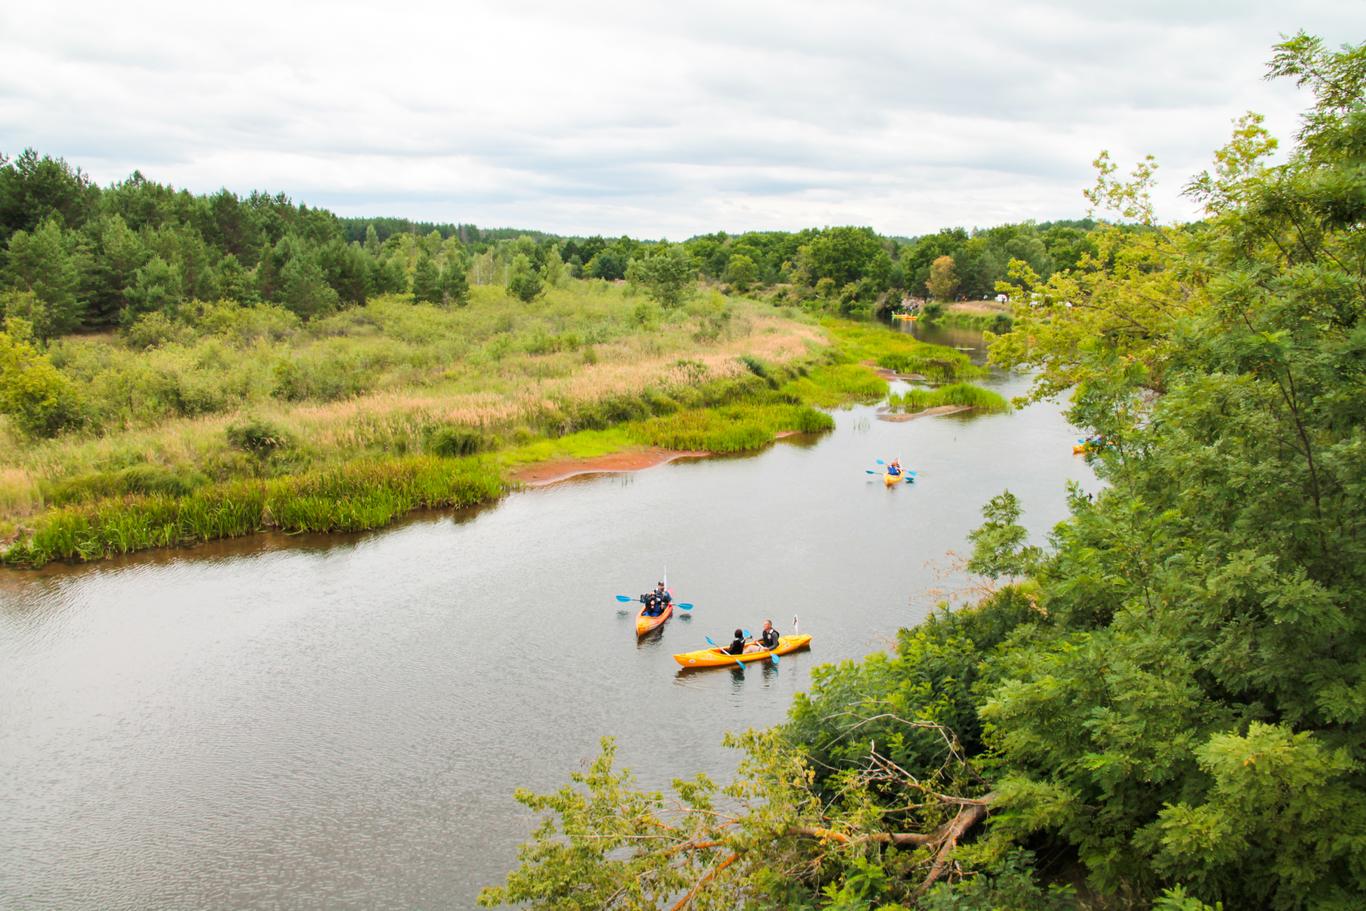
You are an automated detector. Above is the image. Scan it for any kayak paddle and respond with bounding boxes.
[705,635,746,672]
[616,594,692,610]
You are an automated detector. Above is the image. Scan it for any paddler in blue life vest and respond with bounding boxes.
[886,458,904,478]
[643,581,672,616]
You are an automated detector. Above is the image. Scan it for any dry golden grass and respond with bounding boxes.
[0,294,831,523]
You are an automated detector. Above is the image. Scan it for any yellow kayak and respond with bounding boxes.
[673,634,812,669]
[636,601,673,636]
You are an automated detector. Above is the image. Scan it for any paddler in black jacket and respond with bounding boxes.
[643,581,671,616]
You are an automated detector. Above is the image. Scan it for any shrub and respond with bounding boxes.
[226,417,294,457]
[0,319,86,438]
[426,425,489,457]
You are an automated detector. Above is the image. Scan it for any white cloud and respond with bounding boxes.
[0,1,1360,237]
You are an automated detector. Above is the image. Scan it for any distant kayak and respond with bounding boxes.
[673,634,812,668]
[636,601,673,636]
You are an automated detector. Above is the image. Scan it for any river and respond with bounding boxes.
[0,325,1098,910]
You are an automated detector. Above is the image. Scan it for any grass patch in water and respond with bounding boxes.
[629,404,832,452]
[886,383,1009,415]
[781,363,887,407]
[4,455,504,567]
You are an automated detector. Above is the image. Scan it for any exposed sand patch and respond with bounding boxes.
[877,405,973,422]
[511,447,711,487]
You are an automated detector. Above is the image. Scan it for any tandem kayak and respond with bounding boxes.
[673,634,813,669]
[636,601,674,636]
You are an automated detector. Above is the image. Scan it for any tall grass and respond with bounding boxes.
[3,292,976,565]
[4,456,503,567]
[886,383,1009,414]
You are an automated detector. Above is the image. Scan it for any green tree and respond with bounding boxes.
[506,253,543,302]
[441,260,470,306]
[124,256,185,320]
[278,254,338,318]
[723,253,758,291]
[966,490,1042,579]
[625,244,695,309]
[798,226,883,287]
[411,253,442,303]
[4,217,85,336]
[925,254,958,301]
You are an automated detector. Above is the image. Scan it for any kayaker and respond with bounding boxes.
[887,458,903,477]
[726,629,748,655]
[757,620,780,650]
[642,581,671,617]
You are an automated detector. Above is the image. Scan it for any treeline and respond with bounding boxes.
[0,146,1109,344]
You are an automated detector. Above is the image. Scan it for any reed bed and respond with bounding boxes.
[886,383,1010,414]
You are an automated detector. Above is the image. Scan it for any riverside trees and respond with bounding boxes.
[480,35,1365,910]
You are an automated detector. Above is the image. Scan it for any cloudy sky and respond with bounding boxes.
[1,2,1360,238]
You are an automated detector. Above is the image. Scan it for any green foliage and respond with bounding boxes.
[4,454,504,566]
[885,384,1008,416]
[5,217,86,337]
[965,491,1041,579]
[425,425,488,458]
[225,417,293,458]
[482,35,1366,911]
[410,253,442,303]
[723,252,758,291]
[0,318,85,437]
[507,253,544,302]
[625,243,696,309]
[925,254,958,301]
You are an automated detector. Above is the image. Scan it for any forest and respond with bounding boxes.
[0,143,1095,349]
[477,35,1365,910]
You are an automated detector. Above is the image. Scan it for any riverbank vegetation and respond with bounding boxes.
[886,383,1009,416]
[0,265,987,564]
[480,35,1365,910]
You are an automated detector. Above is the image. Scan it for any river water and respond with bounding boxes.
[0,325,1098,910]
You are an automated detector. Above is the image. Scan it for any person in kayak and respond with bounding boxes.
[887,458,903,477]
[757,620,780,650]
[726,629,749,655]
[642,581,671,617]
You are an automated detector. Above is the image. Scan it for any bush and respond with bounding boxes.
[0,319,86,438]
[123,311,187,349]
[426,425,489,457]
[45,464,209,506]
[226,417,293,457]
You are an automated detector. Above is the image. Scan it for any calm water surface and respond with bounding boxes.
[0,328,1098,910]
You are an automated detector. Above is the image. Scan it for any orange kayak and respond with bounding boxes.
[636,601,674,636]
[673,634,812,668]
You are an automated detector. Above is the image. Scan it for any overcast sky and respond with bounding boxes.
[0,2,1360,238]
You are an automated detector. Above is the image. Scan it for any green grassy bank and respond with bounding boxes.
[2,295,982,566]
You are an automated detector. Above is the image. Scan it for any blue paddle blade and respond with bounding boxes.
[771,652,780,665]
[615,594,634,602]
[676,602,693,611]
[866,469,880,474]
[876,459,886,465]
[704,635,718,646]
